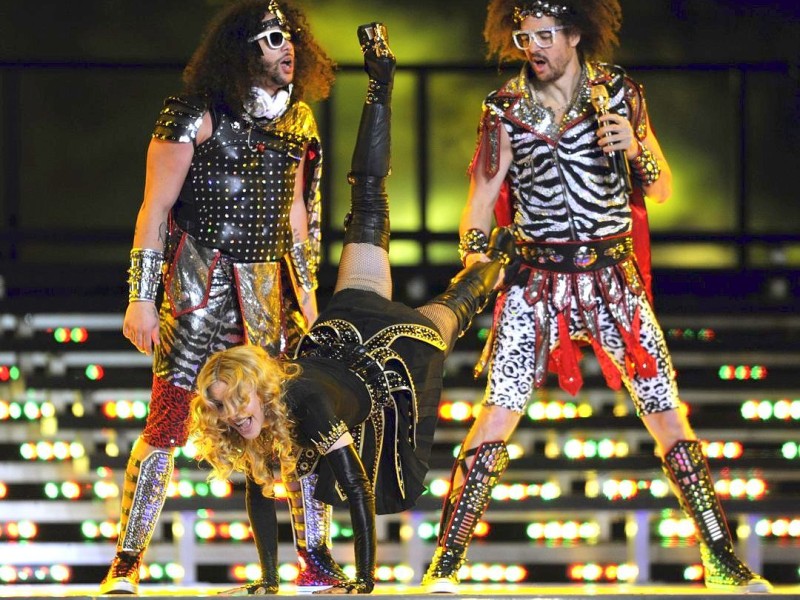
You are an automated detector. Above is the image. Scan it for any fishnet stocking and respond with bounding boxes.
[334,243,391,299]
[416,303,459,354]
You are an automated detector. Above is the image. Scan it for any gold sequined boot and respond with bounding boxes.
[421,441,509,594]
[662,440,771,593]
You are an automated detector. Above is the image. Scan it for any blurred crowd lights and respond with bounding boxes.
[230,562,421,584]
[526,520,601,542]
[0,399,55,421]
[51,327,89,344]
[587,478,670,501]
[145,562,185,582]
[167,479,233,500]
[102,399,149,420]
[29,478,234,502]
[567,563,638,582]
[81,519,119,540]
[427,477,561,502]
[0,565,71,584]
[781,441,800,459]
[0,365,22,382]
[704,440,743,459]
[755,518,800,538]
[562,438,629,460]
[20,440,85,462]
[667,328,715,342]
[718,364,767,381]
[85,364,105,380]
[741,398,800,421]
[0,520,38,540]
[417,518,598,543]
[195,519,253,542]
[714,477,767,500]
[438,399,592,422]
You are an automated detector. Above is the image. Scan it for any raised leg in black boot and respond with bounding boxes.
[334,23,395,299]
[418,226,515,351]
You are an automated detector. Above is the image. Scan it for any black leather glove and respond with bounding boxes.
[322,445,375,593]
[357,22,396,90]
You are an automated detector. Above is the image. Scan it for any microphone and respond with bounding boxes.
[590,84,632,194]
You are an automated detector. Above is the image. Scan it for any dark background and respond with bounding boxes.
[0,0,798,312]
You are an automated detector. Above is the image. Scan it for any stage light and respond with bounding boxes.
[229,521,250,541]
[539,481,561,500]
[719,364,767,381]
[195,520,215,541]
[210,480,233,498]
[714,477,766,500]
[474,521,489,538]
[740,398,800,421]
[527,400,591,421]
[417,521,436,540]
[342,564,357,579]
[526,520,599,542]
[781,441,799,459]
[330,521,341,539]
[684,564,704,582]
[705,441,743,459]
[393,564,415,583]
[278,562,299,582]
[70,327,89,343]
[428,478,450,498]
[568,562,636,582]
[85,364,105,380]
[81,521,100,539]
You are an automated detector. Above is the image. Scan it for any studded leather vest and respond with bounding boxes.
[153,96,319,263]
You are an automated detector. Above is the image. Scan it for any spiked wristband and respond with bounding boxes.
[458,228,489,265]
[289,239,319,292]
[630,141,661,186]
[128,248,164,302]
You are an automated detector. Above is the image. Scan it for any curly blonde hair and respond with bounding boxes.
[190,345,300,496]
[484,0,622,65]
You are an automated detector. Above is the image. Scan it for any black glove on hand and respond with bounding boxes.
[357,22,395,103]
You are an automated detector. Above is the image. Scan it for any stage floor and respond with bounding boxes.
[1,583,799,598]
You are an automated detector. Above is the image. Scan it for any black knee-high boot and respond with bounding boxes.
[426,227,515,336]
[343,23,395,251]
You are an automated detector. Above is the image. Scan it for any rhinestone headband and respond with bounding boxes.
[514,1,573,24]
[266,0,288,29]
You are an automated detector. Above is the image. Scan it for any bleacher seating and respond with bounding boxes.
[1,267,799,587]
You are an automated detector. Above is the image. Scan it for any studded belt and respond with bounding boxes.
[519,234,633,273]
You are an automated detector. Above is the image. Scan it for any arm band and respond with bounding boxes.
[288,239,319,293]
[128,248,164,302]
[630,142,662,186]
[458,228,489,265]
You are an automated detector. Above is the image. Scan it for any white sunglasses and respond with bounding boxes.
[248,28,291,50]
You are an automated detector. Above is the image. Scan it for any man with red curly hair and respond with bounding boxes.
[422,0,770,593]
[102,0,342,594]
